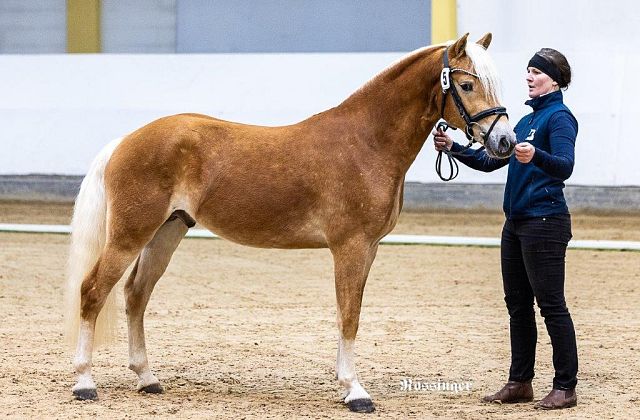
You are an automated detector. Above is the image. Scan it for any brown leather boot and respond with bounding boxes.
[534,388,577,410]
[482,381,533,404]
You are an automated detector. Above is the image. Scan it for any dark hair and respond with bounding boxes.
[536,48,572,89]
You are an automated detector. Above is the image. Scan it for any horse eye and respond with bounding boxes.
[460,82,473,92]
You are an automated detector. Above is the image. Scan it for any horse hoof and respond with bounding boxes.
[139,383,164,394]
[347,398,375,413]
[73,388,98,401]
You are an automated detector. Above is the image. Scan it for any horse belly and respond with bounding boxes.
[195,196,327,249]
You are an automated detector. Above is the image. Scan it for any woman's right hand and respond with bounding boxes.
[432,128,453,152]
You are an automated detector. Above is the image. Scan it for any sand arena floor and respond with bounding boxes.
[0,202,638,419]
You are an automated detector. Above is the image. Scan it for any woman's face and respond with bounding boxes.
[526,67,558,98]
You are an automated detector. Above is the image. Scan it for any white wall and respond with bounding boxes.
[1,0,639,186]
[0,53,404,175]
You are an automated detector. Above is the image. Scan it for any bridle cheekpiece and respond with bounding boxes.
[439,46,508,145]
[435,46,509,181]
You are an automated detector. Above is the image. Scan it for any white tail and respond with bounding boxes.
[64,137,124,348]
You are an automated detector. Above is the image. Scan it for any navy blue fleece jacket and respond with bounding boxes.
[450,90,578,219]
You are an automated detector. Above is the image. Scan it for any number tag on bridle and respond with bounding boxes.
[441,67,450,91]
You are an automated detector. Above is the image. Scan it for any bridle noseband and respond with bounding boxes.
[436,46,508,181]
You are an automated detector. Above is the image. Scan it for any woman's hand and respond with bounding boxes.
[432,128,453,152]
[515,142,536,163]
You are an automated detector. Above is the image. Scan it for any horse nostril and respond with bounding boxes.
[499,135,510,150]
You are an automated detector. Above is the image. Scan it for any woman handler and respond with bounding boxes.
[433,48,579,410]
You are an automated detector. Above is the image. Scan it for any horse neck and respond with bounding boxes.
[333,47,443,173]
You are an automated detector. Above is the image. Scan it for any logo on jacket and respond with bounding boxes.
[525,129,536,141]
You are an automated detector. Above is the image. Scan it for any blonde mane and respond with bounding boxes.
[463,42,502,103]
[349,40,502,104]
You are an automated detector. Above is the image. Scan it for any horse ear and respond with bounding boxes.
[449,33,469,58]
[476,33,492,49]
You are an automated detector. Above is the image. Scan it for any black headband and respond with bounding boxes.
[528,53,561,84]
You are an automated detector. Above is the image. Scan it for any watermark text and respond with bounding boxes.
[399,378,472,393]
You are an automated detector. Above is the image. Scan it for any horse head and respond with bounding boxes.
[440,33,516,159]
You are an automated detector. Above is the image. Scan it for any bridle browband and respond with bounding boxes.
[436,46,508,181]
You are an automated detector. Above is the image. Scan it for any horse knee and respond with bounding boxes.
[337,303,362,338]
[339,319,359,341]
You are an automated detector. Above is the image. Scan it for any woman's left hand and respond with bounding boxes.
[515,142,536,163]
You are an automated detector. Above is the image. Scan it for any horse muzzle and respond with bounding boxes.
[483,126,516,159]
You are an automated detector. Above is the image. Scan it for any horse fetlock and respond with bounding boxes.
[127,358,148,374]
[73,358,92,375]
[72,374,97,400]
[344,382,371,403]
[336,377,351,387]
[337,371,357,387]
[72,377,96,390]
[135,371,160,390]
[343,380,374,413]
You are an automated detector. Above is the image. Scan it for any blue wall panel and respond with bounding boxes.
[177,0,430,53]
[0,0,65,53]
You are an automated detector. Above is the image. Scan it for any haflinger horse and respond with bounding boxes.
[65,33,515,413]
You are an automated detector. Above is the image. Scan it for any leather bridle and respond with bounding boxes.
[436,46,508,181]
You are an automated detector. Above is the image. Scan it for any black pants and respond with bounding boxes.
[501,214,578,390]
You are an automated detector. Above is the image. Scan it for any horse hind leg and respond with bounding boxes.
[73,241,148,400]
[72,204,182,400]
[124,217,188,394]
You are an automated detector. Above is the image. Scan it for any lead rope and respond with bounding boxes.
[434,121,460,181]
[434,120,488,181]
[435,149,459,181]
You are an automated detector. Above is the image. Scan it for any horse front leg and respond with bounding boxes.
[331,238,379,413]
